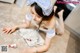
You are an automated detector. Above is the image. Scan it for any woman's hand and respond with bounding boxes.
[3,26,18,34]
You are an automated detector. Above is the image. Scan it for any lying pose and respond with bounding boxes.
[3,0,64,53]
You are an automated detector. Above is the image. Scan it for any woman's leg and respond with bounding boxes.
[56,10,64,35]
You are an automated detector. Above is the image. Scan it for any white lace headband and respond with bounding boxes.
[26,0,53,16]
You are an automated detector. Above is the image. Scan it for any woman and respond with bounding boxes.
[3,0,64,53]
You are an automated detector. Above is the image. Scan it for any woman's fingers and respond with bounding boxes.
[3,27,17,34]
[4,30,7,33]
[3,28,11,34]
[3,28,8,33]
[3,28,6,31]
[9,27,16,34]
[6,29,11,34]
[3,28,8,32]
[9,29,14,34]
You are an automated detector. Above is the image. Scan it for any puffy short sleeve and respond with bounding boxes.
[46,29,55,38]
[25,13,33,21]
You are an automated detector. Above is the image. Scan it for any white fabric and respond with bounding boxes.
[19,28,44,47]
[26,13,33,21]
[26,0,53,16]
[25,13,39,27]
[46,29,55,38]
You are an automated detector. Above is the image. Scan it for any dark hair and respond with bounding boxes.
[31,3,54,29]
[31,3,54,20]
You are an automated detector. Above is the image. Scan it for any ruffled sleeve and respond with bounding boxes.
[25,13,33,21]
[46,29,55,38]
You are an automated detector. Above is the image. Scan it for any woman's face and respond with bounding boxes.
[31,6,42,22]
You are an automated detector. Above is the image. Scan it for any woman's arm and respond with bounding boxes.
[3,21,30,34]
[3,15,31,34]
[35,37,52,52]
[15,20,30,29]
[23,36,52,53]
